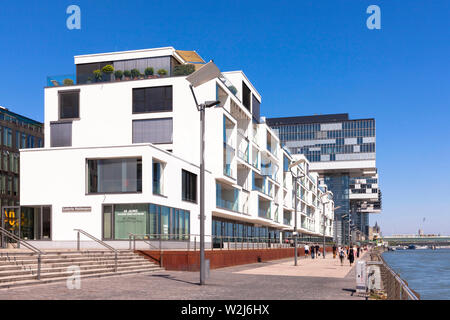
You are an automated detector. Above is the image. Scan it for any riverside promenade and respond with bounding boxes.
[0,250,368,300]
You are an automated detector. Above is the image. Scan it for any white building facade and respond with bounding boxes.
[17,47,333,249]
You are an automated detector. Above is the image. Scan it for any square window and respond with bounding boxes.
[59,90,80,119]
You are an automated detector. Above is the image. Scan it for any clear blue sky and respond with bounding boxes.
[0,1,449,235]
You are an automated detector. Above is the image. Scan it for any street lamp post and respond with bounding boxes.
[186,61,222,285]
[320,191,333,259]
[288,158,306,266]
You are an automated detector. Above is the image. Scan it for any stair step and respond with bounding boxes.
[0,266,164,290]
[0,264,161,283]
[0,256,146,266]
[0,261,156,278]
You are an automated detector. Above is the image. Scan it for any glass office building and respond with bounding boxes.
[267,114,381,244]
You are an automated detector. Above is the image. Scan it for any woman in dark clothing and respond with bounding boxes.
[357,246,360,258]
[348,247,355,266]
[315,245,320,257]
[310,245,315,259]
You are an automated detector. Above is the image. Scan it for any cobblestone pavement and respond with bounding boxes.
[0,253,368,300]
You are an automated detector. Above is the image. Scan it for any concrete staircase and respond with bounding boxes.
[0,250,163,289]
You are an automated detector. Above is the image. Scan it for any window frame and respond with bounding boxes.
[86,157,143,195]
[58,89,80,121]
[132,85,173,114]
[181,169,197,203]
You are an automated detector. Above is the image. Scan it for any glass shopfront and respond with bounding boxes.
[1,206,51,247]
[103,203,190,240]
[212,217,280,248]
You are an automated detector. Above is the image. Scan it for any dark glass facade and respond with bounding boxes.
[267,114,375,163]
[0,108,43,209]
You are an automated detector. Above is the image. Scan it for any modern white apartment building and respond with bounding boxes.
[15,47,333,249]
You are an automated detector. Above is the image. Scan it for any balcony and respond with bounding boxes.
[46,61,198,88]
[216,182,239,213]
[216,197,239,212]
[258,207,271,220]
[223,142,235,178]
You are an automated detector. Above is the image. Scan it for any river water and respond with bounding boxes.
[382,248,450,300]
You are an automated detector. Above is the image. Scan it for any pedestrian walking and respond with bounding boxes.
[304,244,309,259]
[357,246,360,258]
[311,245,315,259]
[315,244,320,257]
[332,244,337,259]
[348,246,355,266]
[338,247,345,266]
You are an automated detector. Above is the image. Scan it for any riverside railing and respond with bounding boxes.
[370,249,420,300]
[127,234,325,251]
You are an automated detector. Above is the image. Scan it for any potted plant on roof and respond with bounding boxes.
[93,69,102,82]
[123,70,131,80]
[131,68,140,80]
[101,65,114,82]
[144,67,154,79]
[63,78,74,86]
[114,70,123,81]
[157,68,168,77]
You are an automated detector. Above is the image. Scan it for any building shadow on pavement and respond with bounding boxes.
[150,274,201,286]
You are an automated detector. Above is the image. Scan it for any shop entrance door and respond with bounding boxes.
[1,206,20,248]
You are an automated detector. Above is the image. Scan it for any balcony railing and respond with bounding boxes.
[258,207,271,220]
[216,197,239,212]
[218,75,240,102]
[47,68,177,87]
[237,149,249,163]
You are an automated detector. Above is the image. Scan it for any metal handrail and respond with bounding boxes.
[74,229,118,272]
[125,233,333,252]
[0,226,44,280]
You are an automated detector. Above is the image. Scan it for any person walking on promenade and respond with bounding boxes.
[338,247,345,266]
[315,244,320,257]
[348,246,355,266]
[332,244,337,259]
[357,246,360,258]
[311,245,315,259]
[304,244,309,259]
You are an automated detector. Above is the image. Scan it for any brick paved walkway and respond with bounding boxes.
[0,251,368,300]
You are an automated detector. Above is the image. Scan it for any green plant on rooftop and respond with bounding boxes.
[131,68,140,79]
[229,85,238,95]
[93,69,102,82]
[144,67,154,78]
[123,70,131,80]
[157,68,168,77]
[63,78,74,86]
[114,70,123,81]
[101,65,114,74]
[173,64,195,76]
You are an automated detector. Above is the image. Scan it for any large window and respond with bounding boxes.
[6,206,52,240]
[59,90,80,119]
[132,118,173,144]
[242,81,251,111]
[252,94,261,123]
[132,86,172,113]
[182,169,197,203]
[87,158,142,194]
[102,203,190,240]
[50,122,72,147]
[152,160,164,195]
[3,128,12,147]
